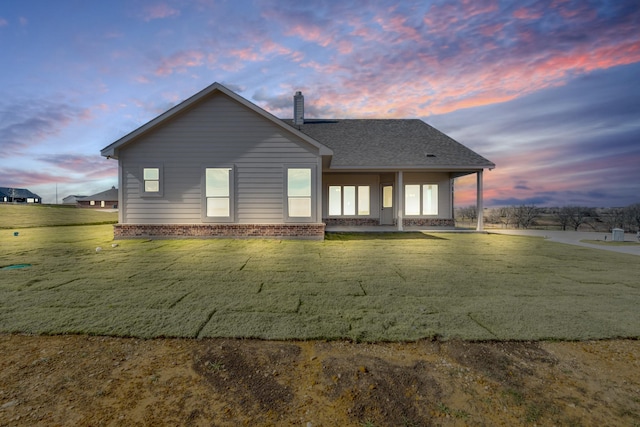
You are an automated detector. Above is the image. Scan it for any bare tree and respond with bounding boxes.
[464,205,477,223]
[487,208,504,227]
[456,205,478,226]
[560,206,595,231]
[506,205,540,228]
[601,207,625,231]
[554,207,571,231]
[624,203,640,232]
[512,204,540,229]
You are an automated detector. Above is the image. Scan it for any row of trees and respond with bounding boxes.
[457,203,640,231]
[485,205,541,229]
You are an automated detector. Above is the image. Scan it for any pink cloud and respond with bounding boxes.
[374,14,422,43]
[513,7,542,20]
[226,40,301,67]
[478,22,504,37]
[142,3,180,22]
[155,50,204,76]
[0,17,7,27]
[460,0,499,18]
[37,154,118,180]
[0,168,79,186]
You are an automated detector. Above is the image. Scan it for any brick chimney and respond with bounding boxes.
[293,91,304,126]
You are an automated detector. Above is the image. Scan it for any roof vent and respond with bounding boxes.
[293,91,304,126]
[426,153,436,158]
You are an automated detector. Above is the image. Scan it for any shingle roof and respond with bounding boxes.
[0,187,41,199]
[79,187,118,202]
[284,119,494,170]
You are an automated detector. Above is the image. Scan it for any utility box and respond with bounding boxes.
[612,228,624,242]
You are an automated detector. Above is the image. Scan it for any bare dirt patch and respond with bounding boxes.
[0,335,638,426]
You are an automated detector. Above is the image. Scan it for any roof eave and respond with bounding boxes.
[326,163,495,172]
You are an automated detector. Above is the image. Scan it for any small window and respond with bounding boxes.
[328,185,370,216]
[405,184,438,216]
[143,168,160,192]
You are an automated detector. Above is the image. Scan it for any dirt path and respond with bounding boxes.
[0,335,638,426]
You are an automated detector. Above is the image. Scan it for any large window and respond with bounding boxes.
[205,168,233,220]
[328,185,370,216]
[287,168,312,218]
[405,184,438,215]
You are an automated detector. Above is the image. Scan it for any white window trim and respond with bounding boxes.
[404,183,439,216]
[202,166,235,223]
[328,185,371,217]
[284,165,316,222]
[141,165,163,197]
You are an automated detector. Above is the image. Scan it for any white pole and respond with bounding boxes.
[397,171,404,231]
[476,170,484,231]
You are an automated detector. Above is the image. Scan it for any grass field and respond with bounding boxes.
[1,205,639,341]
[0,204,117,228]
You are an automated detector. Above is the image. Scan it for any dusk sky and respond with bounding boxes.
[1,0,639,207]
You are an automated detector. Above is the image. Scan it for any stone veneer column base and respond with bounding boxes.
[323,218,381,227]
[402,218,455,227]
[113,224,326,240]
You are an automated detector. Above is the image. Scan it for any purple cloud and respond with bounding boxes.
[0,99,92,157]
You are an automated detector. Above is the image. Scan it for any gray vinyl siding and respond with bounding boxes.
[118,93,319,224]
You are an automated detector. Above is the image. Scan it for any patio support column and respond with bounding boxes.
[397,171,404,231]
[476,170,484,231]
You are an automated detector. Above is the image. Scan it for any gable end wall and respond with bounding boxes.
[118,93,320,225]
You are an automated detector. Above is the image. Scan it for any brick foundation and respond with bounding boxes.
[402,218,455,227]
[113,223,326,240]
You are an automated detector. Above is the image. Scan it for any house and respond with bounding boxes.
[0,187,42,204]
[62,195,87,205]
[77,187,118,209]
[101,83,494,239]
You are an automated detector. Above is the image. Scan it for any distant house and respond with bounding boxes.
[77,187,118,209]
[101,83,494,239]
[0,187,42,204]
[62,195,87,205]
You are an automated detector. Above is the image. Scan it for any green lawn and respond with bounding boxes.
[1,206,638,341]
[0,204,117,228]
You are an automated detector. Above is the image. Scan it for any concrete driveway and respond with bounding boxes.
[488,229,640,256]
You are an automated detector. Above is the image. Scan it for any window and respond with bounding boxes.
[328,185,370,216]
[422,185,438,215]
[287,168,312,218]
[405,184,438,215]
[205,168,233,220]
[143,168,160,192]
